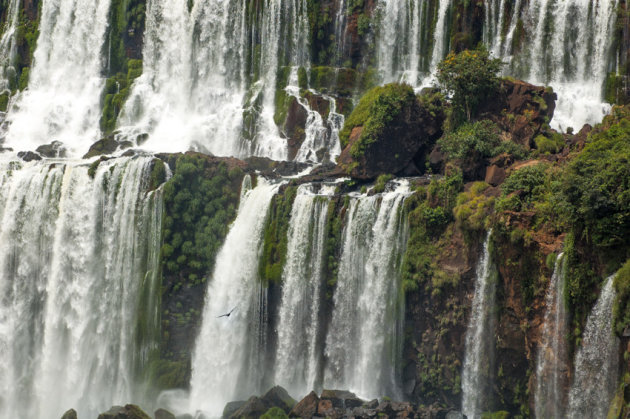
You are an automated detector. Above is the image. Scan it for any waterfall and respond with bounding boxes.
[323,181,410,399]
[189,177,281,417]
[0,0,20,92]
[3,0,111,155]
[0,156,163,419]
[534,253,569,419]
[484,0,619,131]
[118,0,310,161]
[567,275,620,419]
[461,231,496,419]
[429,0,452,76]
[273,184,331,397]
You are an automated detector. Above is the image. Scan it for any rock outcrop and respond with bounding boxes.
[97,404,151,419]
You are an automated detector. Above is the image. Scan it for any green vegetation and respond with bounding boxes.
[100,59,143,133]
[261,407,289,419]
[496,163,549,212]
[161,154,244,284]
[259,186,298,285]
[338,83,417,158]
[144,358,188,390]
[437,48,503,123]
[438,119,528,164]
[0,93,9,112]
[613,259,630,336]
[373,173,393,194]
[454,181,495,233]
[534,132,565,154]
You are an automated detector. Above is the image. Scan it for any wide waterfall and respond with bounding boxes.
[118,0,309,160]
[461,231,496,419]
[3,0,111,155]
[567,275,620,418]
[323,182,410,399]
[0,156,163,419]
[534,253,568,418]
[484,0,619,130]
[189,177,281,416]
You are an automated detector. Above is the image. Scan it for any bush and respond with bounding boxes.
[534,132,564,154]
[613,259,630,336]
[496,163,549,212]
[454,182,495,232]
[437,48,503,123]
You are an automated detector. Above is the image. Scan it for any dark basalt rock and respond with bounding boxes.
[155,408,176,419]
[97,404,151,419]
[228,396,270,419]
[222,401,246,418]
[289,391,319,418]
[18,150,42,161]
[36,140,67,158]
[261,385,296,412]
[60,409,77,419]
[84,136,119,158]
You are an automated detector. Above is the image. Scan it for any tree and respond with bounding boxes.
[437,48,503,123]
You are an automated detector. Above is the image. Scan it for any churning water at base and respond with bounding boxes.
[273,184,331,396]
[567,276,619,419]
[461,231,495,419]
[323,182,410,399]
[534,253,568,418]
[189,177,281,416]
[4,0,111,155]
[0,156,163,419]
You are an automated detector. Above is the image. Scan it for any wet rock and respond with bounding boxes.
[320,389,364,410]
[222,401,246,418]
[289,391,319,418]
[60,409,77,419]
[97,404,151,419]
[17,150,42,161]
[229,396,271,419]
[155,408,176,419]
[261,385,296,412]
[84,136,119,158]
[244,156,310,177]
[283,97,308,160]
[0,146,13,153]
[36,140,67,158]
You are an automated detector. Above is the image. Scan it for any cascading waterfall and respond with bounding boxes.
[3,0,111,155]
[323,181,410,399]
[429,0,452,76]
[0,0,20,92]
[461,231,496,419]
[484,0,619,130]
[567,275,620,419]
[118,0,311,161]
[0,156,163,419]
[534,252,568,419]
[189,177,281,416]
[273,184,331,397]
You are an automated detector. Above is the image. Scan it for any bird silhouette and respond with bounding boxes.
[217,306,237,318]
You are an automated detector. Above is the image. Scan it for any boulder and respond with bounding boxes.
[155,408,176,419]
[60,409,77,419]
[17,151,42,161]
[478,78,557,148]
[320,389,364,409]
[84,136,119,158]
[36,140,67,158]
[289,391,319,418]
[485,164,506,186]
[229,396,271,419]
[97,404,151,419]
[336,84,445,179]
[260,385,296,413]
[222,401,246,418]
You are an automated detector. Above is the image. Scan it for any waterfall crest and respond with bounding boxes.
[0,157,163,419]
[461,231,496,419]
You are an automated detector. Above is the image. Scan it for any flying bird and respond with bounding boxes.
[217,306,237,318]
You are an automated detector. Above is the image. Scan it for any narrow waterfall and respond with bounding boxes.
[119,0,310,160]
[189,177,281,417]
[461,231,496,419]
[323,181,410,399]
[567,276,620,418]
[273,184,331,397]
[429,0,452,76]
[534,253,568,419]
[0,156,163,419]
[485,0,619,130]
[3,0,111,155]
[0,0,20,91]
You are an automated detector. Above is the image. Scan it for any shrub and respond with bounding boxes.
[496,163,549,212]
[613,259,630,336]
[534,132,564,154]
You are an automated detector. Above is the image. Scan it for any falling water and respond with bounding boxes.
[461,231,496,419]
[3,0,111,155]
[534,253,569,419]
[567,276,619,419]
[273,184,331,397]
[189,177,281,417]
[429,0,452,76]
[485,0,619,130]
[0,0,21,91]
[323,181,410,399]
[0,156,163,419]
